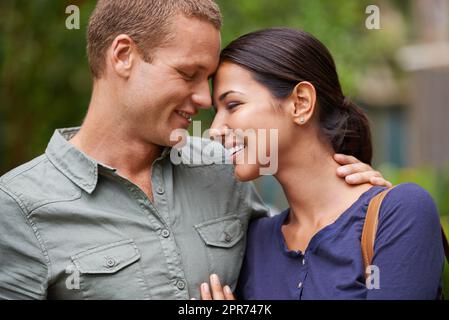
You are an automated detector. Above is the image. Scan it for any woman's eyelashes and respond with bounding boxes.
[226,101,242,110]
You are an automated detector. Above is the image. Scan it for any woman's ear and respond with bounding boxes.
[289,81,317,126]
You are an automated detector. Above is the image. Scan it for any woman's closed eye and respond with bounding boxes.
[226,101,242,110]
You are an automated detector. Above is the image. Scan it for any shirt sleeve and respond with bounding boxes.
[0,186,49,300]
[366,183,445,300]
[241,182,270,221]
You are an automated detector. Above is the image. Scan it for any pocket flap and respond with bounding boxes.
[194,215,244,248]
[71,239,141,274]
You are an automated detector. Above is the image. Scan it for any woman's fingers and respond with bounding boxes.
[370,176,393,188]
[223,285,236,300]
[210,274,225,300]
[344,171,376,185]
[333,153,360,165]
[344,171,392,188]
[199,275,236,300]
[335,155,393,187]
[200,282,212,300]
[337,162,373,178]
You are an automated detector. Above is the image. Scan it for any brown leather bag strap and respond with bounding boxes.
[361,187,449,279]
[361,188,392,275]
[442,227,449,263]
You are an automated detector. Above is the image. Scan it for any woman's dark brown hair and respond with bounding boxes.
[220,28,372,164]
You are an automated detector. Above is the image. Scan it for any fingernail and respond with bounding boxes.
[210,274,220,285]
[346,176,355,183]
[201,283,209,293]
[338,167,348,174]
[224,286,232,295]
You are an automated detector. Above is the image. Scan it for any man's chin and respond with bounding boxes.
[166,128,189,149]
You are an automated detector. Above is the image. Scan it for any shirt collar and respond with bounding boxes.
[45,127,172,194]
[275,209,303,258]
[160,146,172,160]
[45,127,100,194]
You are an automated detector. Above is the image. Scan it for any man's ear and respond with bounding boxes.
[109,34,136,78]
[289,81,317,126]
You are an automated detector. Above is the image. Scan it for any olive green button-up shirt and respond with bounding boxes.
[0,128,268,300]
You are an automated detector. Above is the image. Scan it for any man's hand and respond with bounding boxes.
[334,154,392,188]
[197,274,235,300]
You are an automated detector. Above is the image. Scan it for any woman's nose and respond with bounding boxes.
[209,115,230,143]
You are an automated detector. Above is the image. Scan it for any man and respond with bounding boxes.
[0,0,389,299]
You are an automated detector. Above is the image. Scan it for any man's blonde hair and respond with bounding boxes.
[87,0,222,78]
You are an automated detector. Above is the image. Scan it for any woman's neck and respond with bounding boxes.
[275,137,372,232]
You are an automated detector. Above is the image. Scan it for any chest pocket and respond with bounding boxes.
[71,239,150,300]
[194,215,246,290]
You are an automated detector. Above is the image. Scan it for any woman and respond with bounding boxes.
[199,28,445,299]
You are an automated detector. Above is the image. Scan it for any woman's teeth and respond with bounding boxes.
[177,111,192,122]
[229,144,245,155]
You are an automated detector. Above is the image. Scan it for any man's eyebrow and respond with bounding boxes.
[180,63,217,79]
[180,63,209,70]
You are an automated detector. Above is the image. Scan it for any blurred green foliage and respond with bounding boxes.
[1,0,96,171]
[1,0,408,172]
[380,164,449,217]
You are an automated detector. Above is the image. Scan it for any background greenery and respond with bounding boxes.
[1,0,408,170]
[1,0,447,297]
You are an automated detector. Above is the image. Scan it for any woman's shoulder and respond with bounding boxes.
[382,183,436,211]
[378,182,440,230]
[368,183,444,299]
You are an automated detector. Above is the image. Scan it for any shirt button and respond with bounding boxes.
[161,229,170,238]
[105,258,116,268]
[224,234,232,243]
[156,187,165,195]
[302,258,306,265]
[176,280,186,290]
[298,282,303,289]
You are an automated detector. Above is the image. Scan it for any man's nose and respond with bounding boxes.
[191,81,212,109]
